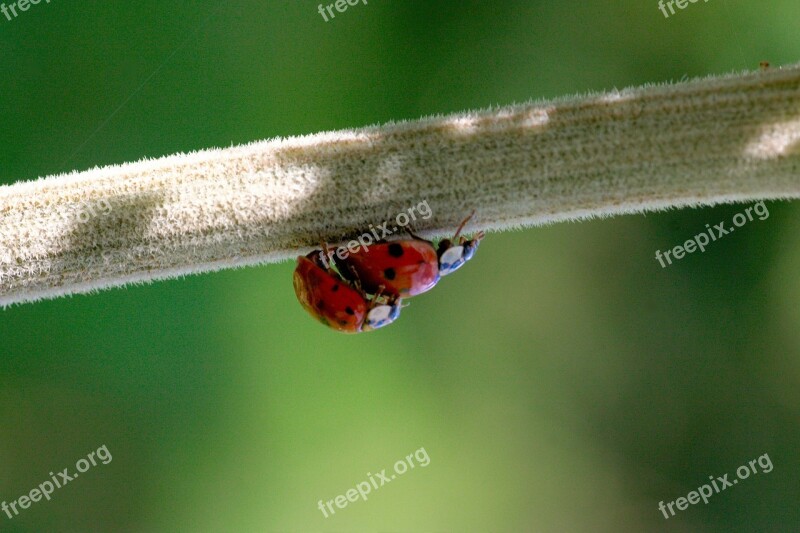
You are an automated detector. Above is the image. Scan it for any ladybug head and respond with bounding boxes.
[437,231,484,276]
[362,301,401,331]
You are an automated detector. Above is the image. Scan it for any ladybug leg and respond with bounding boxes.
[370,285,386,305]
[460,229,486,245]
[368,286,401,310]
[318,242,366,292]
[362,286,402,331]
[453,210,476,241]
[454,212,484,247]
[345,263,364,292]
[366,284,391,306]
[403,226,434,245]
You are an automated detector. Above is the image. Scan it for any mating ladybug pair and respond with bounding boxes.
[293,214,484,333]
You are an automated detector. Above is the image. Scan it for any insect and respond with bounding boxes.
[293,250,400,333]
[335,213,485,298]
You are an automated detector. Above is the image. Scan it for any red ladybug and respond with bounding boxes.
[336,213,484,298]
[293,250,400,333]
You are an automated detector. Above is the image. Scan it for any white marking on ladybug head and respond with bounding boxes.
[363,303,400,331]
[439,245,466,276]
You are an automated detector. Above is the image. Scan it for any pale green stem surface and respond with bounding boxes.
[1,64,799,306]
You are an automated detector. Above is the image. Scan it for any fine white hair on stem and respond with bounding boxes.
[1,64,800,307]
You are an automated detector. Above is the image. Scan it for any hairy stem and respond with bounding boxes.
[2,64,800,306]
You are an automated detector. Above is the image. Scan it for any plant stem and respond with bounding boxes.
[1,64,800,306]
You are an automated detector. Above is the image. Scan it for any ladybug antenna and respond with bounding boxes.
[453,210,476,241]
[318,242,333,270]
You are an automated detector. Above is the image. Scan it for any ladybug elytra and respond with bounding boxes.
[293,213,484,333]
[293,251,400,333]
[335,213,484,298]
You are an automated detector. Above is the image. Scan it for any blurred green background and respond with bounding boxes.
[2,1,799,531]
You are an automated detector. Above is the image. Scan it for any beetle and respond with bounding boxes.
[335,212,484,298]
[293,250,400,333]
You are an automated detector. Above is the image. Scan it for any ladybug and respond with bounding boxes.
[336,213,484,298]
[293,250,400,333]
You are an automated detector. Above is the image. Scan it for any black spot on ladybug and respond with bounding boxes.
[331,284,339,292]
[317,300,325,310]
[339,320,348,326]
[388,243,404,257]
[345,306,355,315]
[384,267,396,280]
